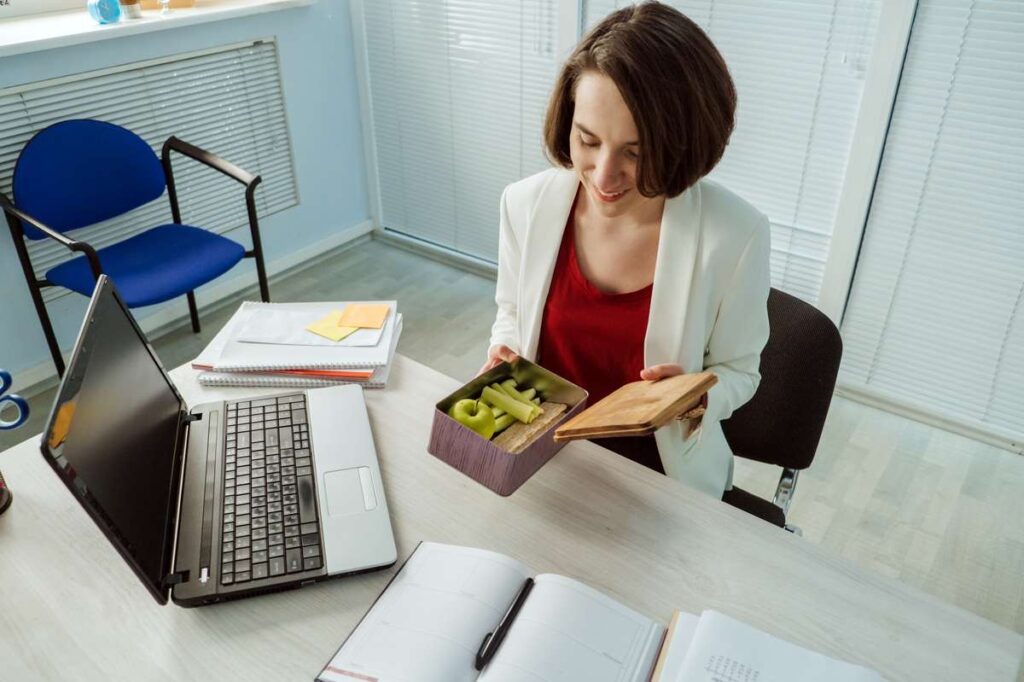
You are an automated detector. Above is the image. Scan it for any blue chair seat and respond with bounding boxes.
[46,224,246,308]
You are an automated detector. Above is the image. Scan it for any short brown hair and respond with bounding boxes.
[543,2,736,198]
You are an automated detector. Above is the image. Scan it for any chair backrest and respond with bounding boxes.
[721,288,843,471]
[13,119,165,239]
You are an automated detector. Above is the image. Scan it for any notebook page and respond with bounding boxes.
[478,574,665,682]
[673,610,887,682]
[651,610,701,682]
[319,543,533,682]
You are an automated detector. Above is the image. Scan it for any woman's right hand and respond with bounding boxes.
[478,344,519,375]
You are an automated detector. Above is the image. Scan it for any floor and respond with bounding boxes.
[4,236,1022,636]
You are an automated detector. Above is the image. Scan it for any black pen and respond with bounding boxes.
[475,577,535,671]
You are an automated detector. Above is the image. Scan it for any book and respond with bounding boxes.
[192,301,400,371]
[652,609,887,682]
[317,542,666,682]
[198,316,402,389]
[318,542,888,682]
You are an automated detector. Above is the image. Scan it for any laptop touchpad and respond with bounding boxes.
[324,467,378,517]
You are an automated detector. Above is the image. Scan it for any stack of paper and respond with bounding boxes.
[191,301,403,389]
[652,609,887,682]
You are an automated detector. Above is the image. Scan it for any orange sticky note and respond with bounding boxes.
[338,303,390,329]
[306,311,359,342]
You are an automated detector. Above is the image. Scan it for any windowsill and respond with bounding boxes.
[0,0,314,59]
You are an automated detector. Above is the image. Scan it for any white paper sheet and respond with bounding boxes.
[235,301,395,347]
[672,611,887,682]
[319,543,533,682]
[478,574,665,682]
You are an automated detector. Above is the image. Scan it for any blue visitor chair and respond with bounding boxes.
[0,119,270,377]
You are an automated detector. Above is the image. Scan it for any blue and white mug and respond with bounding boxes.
[0,369,29,431]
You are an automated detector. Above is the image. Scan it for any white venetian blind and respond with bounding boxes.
[0,40,298,303]
[840,0,1024,442]
[361,0,558,261]
[584,0,881,304]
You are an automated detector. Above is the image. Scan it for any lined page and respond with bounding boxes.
[319,543,532,682]
[479,574,665,682]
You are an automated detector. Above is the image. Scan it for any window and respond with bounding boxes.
[839,0,1024,445]
[585,0,882,305]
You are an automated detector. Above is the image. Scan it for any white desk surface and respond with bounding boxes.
[0,354,1020,681]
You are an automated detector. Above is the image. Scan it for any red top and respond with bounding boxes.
[537,212,653,407]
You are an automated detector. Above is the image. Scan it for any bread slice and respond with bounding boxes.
[492,402,568,454]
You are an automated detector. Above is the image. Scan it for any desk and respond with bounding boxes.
[0,354,1020,681]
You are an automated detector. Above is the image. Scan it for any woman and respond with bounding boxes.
[482,1,770,499]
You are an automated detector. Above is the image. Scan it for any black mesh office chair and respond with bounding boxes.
[721,288,843,532]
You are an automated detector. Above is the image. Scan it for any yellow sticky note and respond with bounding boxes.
[338,303,390,329]
[306,311,359,342]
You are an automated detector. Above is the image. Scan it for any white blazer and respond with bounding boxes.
[489,168,771,498]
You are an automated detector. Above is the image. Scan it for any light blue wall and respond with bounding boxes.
[0,0,369,375]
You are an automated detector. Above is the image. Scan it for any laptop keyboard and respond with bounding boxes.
[220,394,323,586]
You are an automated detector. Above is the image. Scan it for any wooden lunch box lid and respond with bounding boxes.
[553,372,717,441]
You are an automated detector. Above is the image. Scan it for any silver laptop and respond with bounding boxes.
[41,276,397,606]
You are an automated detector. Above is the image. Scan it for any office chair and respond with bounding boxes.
[1,119,270,377]
[720,288,842,532]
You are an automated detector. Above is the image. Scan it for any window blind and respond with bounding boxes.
[0,40,298,304]
[361,0,559,261]
[584,0,881,305]
[840,0,1024,443]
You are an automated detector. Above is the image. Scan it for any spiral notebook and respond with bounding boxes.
[198,316,402,389]
[193,301,399,372]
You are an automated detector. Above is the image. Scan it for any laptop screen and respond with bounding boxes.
[42,277,185,603]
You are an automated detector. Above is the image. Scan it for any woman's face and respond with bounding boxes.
[570,71,652,219]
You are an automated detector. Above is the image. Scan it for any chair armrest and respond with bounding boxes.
[0,193,102,278]
[161,136,261,188]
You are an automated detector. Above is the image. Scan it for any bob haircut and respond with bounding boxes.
[543,1,736,198]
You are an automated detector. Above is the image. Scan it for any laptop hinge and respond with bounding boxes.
[163,570,190,587]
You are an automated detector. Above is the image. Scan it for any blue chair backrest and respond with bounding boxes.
[13,119,166,240]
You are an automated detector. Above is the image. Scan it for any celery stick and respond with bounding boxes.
[531,397,540,405]
[498,380,541,418]
[521,388,537,400]
[499,379,533,405]
[478,391,505,416]
[492,413,516,435]
[481,386,535,424]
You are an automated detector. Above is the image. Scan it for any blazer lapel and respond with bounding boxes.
[645,181,703,368]
[520,169,579,359]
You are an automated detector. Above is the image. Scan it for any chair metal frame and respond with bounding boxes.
[2,135,270,378]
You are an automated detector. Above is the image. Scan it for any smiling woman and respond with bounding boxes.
[482,1,771,499]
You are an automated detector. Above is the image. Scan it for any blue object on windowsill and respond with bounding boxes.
[87,0,122,24]
[0,369,29,431]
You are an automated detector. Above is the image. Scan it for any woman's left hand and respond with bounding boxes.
[639,364,707,420]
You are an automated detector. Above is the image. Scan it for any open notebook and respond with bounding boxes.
[317,542,665,682]
[319,543,889,682]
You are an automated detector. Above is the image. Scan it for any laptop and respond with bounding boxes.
[41,276,397,606]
